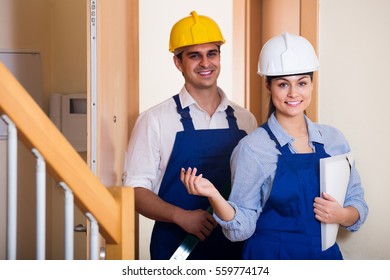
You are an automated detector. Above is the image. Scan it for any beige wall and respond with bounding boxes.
[0,0,86,111]
[50,0,87,98]
[0,0,52,112]
[318,0,390,259]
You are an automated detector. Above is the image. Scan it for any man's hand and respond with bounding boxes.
[175,208,217,241]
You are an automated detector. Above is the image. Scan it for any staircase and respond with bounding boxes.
[0,62,135,260]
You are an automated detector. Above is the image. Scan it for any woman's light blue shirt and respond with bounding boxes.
[215,113,369,242]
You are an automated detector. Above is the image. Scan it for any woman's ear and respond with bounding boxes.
[265,81,271,93]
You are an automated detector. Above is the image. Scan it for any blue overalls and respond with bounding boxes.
[150,94,247,260]
[242,122,343,260]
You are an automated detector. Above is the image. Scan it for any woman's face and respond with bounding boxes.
[268,74,313,119]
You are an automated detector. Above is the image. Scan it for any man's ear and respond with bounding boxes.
[173,55,183,72]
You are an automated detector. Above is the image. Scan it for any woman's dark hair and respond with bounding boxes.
[266,72,314,118]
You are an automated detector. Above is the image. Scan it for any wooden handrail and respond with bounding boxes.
[106,186,135,259]
[0,62,124,247]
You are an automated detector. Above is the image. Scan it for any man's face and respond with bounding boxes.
[174,43,221,90]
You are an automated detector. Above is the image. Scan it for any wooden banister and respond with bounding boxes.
[106,186,135,259]
[0,62,133,253]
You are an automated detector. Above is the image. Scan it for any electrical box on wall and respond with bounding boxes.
[50,93,87,152]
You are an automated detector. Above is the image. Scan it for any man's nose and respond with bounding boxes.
[199,55,211,67]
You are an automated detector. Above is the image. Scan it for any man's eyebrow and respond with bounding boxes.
[186,51,200,56]
[186,49,218,56]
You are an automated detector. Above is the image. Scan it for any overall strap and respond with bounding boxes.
[261,122,291,155]
[312,141,328,156]
[225,106,239,130]
[173,94,195,131]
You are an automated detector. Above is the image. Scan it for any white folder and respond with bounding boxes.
[319,152,353,251]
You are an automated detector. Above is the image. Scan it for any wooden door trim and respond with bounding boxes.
[233,0,319,124]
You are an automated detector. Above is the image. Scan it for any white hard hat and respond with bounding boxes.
[257,32,319,76]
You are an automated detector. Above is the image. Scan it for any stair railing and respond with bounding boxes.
[0,62,135,260]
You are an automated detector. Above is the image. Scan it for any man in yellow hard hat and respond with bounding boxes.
[123,11,257,260]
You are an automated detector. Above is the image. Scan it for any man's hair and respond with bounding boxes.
[175,45,221,61]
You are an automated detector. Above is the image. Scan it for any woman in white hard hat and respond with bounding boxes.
[181,32,368,259]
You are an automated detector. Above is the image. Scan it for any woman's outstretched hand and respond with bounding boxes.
[180,167,218,199]
[180,167,236,222]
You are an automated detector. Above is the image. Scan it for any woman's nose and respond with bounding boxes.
[288,85,299,97]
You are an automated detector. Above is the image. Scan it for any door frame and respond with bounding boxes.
[233,0,319,124]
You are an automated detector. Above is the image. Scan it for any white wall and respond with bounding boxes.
[318,0,390,259]
[139,0,234,111]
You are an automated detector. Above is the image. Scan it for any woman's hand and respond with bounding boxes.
[180,167,236,222]
[180,167,219,199]
[314,192,343,224]
[314,192,359,227]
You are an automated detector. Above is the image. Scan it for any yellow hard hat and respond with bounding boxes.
[169,11,225,53]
